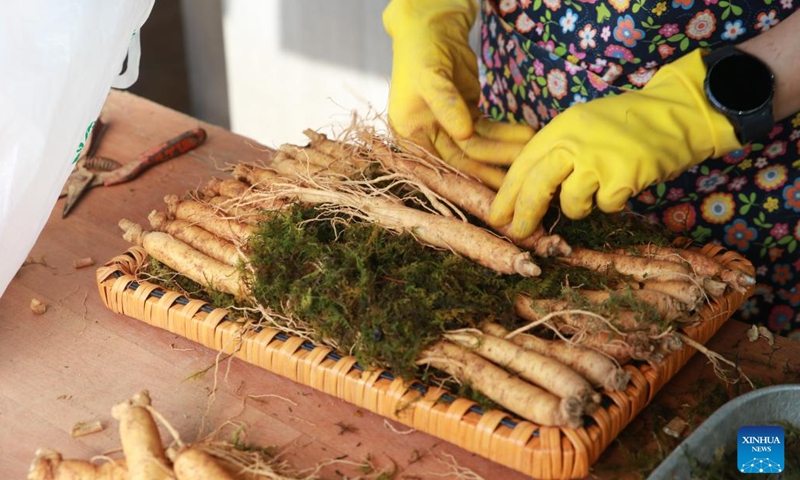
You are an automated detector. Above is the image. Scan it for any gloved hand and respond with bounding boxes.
[488,49,743,239]
[383,0,534,189]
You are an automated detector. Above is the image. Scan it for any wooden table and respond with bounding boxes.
[2,90,798,480]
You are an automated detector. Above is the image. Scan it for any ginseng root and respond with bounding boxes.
[369,141,571,257]
[482,322,630,392]
[231,163,281,188]
[110,390,171,480]
[302,128,370,172]
[203,175,286,224]
[444,329,601,411]
[616,244,754,292]
[164,195,254,244]
[203,177,251,199]
[514,295,659,334]
[169,447,236,480]
[578,289,691,323]
[148,210,247,267]
[120,219,247,298]
[206,196,272,226]
[280,140,367,177]
[27,449,127,480]
[417,341,583,428]
[571,330,638,364]
[560,248,697,284]
[642,280,705,308]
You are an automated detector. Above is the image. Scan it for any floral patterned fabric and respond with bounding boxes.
[478,0,800,338]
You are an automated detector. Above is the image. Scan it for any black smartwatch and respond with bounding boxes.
[703,45,775,145]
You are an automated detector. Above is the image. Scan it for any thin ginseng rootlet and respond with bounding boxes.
[118,125,755,429]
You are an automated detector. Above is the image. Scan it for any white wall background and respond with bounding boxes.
[220,0,393,148]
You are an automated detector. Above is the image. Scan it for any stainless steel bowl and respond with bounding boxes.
[648,384,800,479]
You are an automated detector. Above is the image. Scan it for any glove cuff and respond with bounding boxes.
[383,0,478,38]
[669,50,743,158]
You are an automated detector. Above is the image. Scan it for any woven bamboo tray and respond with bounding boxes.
[96,244,754,479]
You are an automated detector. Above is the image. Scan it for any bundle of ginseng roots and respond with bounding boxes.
[28,390,302,480]
[117,127,755,430]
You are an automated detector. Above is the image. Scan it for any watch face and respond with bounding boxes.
[707,53,774,114]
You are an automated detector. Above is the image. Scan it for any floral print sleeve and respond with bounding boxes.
[479,0,800,338]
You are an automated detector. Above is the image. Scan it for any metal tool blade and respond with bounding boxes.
[61,169,95,218]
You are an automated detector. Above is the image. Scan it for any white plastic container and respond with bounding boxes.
[0,0,155,298]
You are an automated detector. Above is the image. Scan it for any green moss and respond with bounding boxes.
[546,208,675,251]
[525,259,626,298]
[247,205,522,378]
[229,424,279,457]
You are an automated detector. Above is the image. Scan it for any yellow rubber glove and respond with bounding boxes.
[488,49,743,239]
[383,0,535,189]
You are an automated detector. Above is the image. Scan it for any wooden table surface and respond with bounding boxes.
[2,90,798,480]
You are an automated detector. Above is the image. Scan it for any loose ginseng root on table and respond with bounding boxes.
[28,390,304,480]
[118,127,755,430]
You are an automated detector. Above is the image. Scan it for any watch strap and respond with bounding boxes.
[737,104,775,145]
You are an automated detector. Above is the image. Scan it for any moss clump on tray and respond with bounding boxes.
[545,206,675,251]
[246,204,678,377]
[247,204,534,378]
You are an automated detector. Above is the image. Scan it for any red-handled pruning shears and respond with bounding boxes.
[59,122,207,218]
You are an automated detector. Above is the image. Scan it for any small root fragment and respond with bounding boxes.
[662,416,688,439]
[71,420,104,438]
[758,326,775,346]
[30,298,47,315]
[72,257,95,269]
[434,452,486,480]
